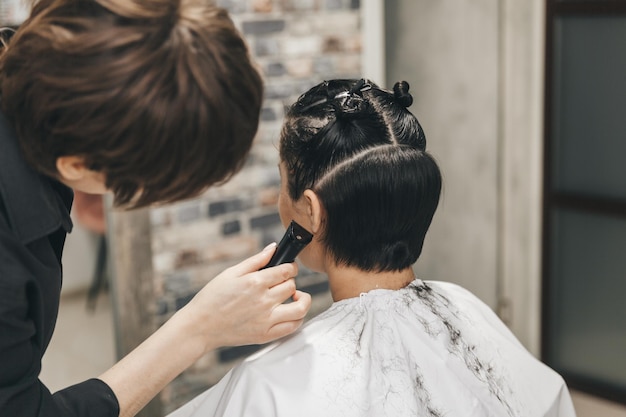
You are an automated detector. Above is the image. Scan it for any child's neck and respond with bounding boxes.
[326,264,416,301]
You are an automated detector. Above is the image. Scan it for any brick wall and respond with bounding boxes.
[0,0,29,26]
[150,1,362,412]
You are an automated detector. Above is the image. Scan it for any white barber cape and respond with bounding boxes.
[169,279,576,417]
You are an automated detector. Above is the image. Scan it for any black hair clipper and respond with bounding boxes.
[262,221,313,269]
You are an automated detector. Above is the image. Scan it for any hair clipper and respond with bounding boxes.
[262,221,313,269]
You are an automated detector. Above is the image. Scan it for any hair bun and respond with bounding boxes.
[393,81,413,108]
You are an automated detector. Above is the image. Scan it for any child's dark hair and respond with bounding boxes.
[0,0,263,208]
[280,79,442,272]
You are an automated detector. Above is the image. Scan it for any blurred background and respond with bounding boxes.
[2,0,625,416]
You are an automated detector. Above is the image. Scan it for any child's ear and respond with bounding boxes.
[56,156,88,182]
[302,189,323,234]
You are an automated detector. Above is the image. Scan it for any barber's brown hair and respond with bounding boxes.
[0,0,263,208]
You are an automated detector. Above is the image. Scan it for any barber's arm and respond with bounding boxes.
[99,244,311,417]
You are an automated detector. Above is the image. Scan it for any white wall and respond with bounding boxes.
[61,220,100,295]
[384,0,545,354]
[498,0,545,356]
[385,0,501,307]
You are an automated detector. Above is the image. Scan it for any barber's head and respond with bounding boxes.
[278,79,442,272]
[0,0,262,207]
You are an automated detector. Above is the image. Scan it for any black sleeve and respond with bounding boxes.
[51,379,120,417]
[0,207,120,417]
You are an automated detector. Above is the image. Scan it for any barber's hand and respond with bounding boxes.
[182,243,312,352]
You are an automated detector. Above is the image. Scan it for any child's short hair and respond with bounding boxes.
[280,79,442,272]
[0,0,263,207]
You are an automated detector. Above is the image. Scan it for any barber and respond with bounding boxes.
[0,1,311,416]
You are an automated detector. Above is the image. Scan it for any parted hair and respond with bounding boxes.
[280,79,442,272]
[0,0,263,207]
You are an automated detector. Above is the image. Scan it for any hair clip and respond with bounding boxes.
[333,79,372,101]
[349,78,372,95]
[299,79,373,113]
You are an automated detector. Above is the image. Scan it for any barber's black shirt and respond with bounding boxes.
[0,111,119,416]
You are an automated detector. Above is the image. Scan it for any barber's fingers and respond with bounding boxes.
[290,290,312,315]
[273,290,311,322]
[267,320,305,341]
[266,290,312,340]
[267,275,297,301]
[227,242,278,275]
[228,244,299,288]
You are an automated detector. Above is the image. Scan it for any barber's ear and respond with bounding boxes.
[56,156,88,182]
[302,189,323,234]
